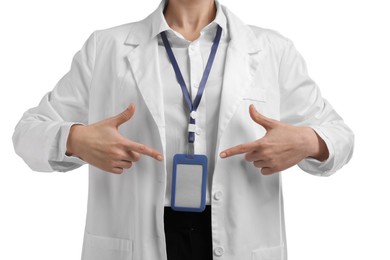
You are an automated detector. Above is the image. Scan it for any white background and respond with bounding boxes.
[1,0,389,259]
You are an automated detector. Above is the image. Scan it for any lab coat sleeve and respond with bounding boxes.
[278,38,354,176]
[12,31,96,172]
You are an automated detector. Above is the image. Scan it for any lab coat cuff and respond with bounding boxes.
[58,122,86,166]
[298,126,336,176]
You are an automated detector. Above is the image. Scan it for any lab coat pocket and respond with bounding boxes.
[242,87,267,103]
[83,232,133,260]
[251,244,284,260]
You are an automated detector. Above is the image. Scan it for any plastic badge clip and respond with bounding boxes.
[190,110,198,120]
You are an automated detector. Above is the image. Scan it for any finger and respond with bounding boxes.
[112,103,136,127]
[124,139,163,161]
[261,167,274,175]
[220,142,257,158]
[114,160,133,169]
[253,160,268,168]
[126,150,141,162]
[111,167,124,174]
[249,104,275,130]
[111,149,140,163]
[244,151,263,162]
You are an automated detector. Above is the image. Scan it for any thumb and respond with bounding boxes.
[112,103,136,127]
[249,104,274,130]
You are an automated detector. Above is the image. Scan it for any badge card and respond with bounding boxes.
[171,154,208,212]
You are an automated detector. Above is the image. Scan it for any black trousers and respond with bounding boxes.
[164,206,213,260]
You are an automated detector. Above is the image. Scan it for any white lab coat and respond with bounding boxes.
[12,1,354,259]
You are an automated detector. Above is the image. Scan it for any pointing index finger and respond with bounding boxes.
[220,142,257,159]
[125,139,163,161]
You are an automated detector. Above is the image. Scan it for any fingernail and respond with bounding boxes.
[220,152,227,158]
[157,155,163,161]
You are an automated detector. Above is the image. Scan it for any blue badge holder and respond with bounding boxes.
[171,154,208,212]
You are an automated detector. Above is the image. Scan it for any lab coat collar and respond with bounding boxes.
[149,0,228,41]
[124,0,261,54]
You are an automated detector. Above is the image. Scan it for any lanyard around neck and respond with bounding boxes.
[160,25,222,145]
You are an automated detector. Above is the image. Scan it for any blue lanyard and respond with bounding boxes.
[160,25,222,145]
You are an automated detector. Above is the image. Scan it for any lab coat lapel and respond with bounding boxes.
[125,40,165,128]
[124,2,166,131]
[216,6,262,149]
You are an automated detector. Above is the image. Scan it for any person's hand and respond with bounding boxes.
[219,105,328,175]
[66,103,163,174]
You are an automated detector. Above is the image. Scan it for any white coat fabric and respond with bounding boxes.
[12,1,354,259]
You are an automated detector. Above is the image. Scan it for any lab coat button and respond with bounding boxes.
[214,246,225,256]
[196,127,202,135]
[214,191,223,201]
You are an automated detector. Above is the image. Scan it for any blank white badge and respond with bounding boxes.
[171,154,208,212]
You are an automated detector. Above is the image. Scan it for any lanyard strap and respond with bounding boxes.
[160,25,222,144]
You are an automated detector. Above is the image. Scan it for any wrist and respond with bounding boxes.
[66,124,84,156]
[303,127,329,162]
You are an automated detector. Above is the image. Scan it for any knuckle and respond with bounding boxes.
[132,153,141,162]
[107,146,118,155]
[268,158,276,167]
[138,144,147,153]
[124,162,133,169]
[118,112,125,120]
[256,115,263,123]
[117,140,127,149]
[257,139,268,148]
[113,150,122,157]
[256,138,265,145]
[121,110,130,120]
[239,145,247,153]
[233,145,244,155]
[108,159,117,167]
[110,150,122,159]
[261,150,272,160]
